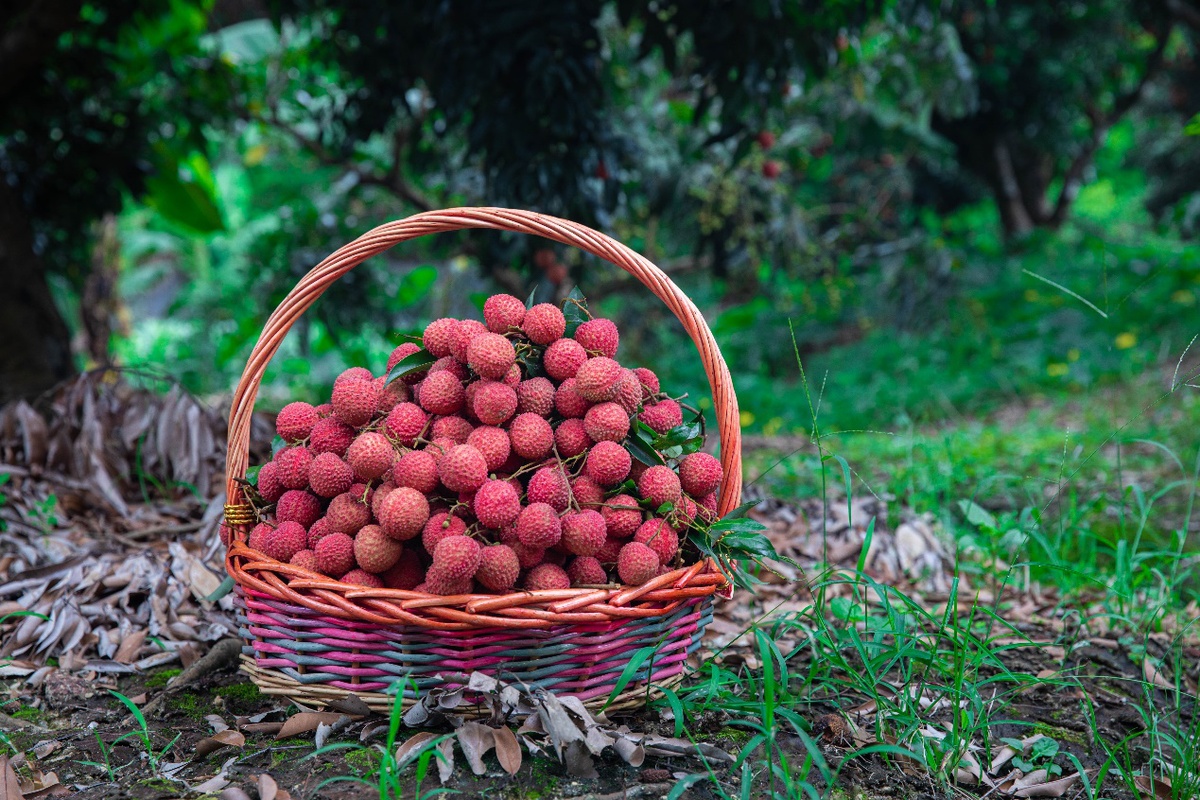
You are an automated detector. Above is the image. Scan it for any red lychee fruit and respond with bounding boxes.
[466,425,511,472]
[376,378,408,415]
[511,542,546,569]
[502,363,522,387]
[524,563,570,591]
[256,462,285,503]
[274,446,312,490]
[484,294,527,334]
[567,556,608,586]
[309,452,355,498]
[417,370,465,415]
[432,535,482,581]
[617,542,660,585]
[431,414,474,444]
[332,377,380,427]
[634,518,680,565]
[315,532,356,577]
[554,378,592,419]
[762,160,781,179]
[476,544,521,591]
[309,417,355,457]
[522,303,566,345]
[569,475,605,508]
[377,487,431,541]
[451,319,488,364]
[575,357,622,402]
[341,569,384,588]
[632,368,659,401]
[276,402,319,443]
[387,342,422,373]
[423,318,460,358]
[276,489,322,529]
[678,452,722,497]
[601,493,642,537]
[384,403,429,448]
[526,465,570,512]
[516,377,556,417]
[326,492,370,535]
[438,444,489,493]
[574,319,619,358]
[472,381,518,426]
[509,413,554,460]
[585,441,632,487]
[423,567,474,596]
[346,432,395,481]
[639,398,682,434]
[422,511,468,555]
[583,402,630,443]
[637,465,682,509]
[336,367,374,385]
[473,479,522,529]
[354,524,404,573]
[543,338,588,382]
[756,130,777,149]
[263,520,307,562]
[289,549,318,572]
[517,502,562,548]
[467,332,517,380]
[612,369,643,415]
[306,517,333,549]
[380,549,424,590]
[388,450,436,495]
[554,418,592,458]
[595,536,623,564]
[560,510,606,556]
[429,355,470,381]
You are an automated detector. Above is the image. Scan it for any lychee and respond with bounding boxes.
[423,319,460,358]
[567,556,608,586]
[543,338,588,382]
[637,465,682,509]
[314,403,333,417]
[554,418,592,458]
[424,567,474,596]
[601,493,642,537]
[431,414,474,444]
[678,452,722,497]
[560,510,606,556]
[346,432,395,481]
[613,369,643,415]
[584,402,630,443]
[617,542,660,585]
[377,487,431,541]
[263,520,307,562]
[436,444,487,493]
[392,450,440,494]
[341,569,384,588]
[332,377,380,427]
[554,378,592,419]
[517,502,562,548]
[417,370,465,415]
[522,303,566,345]
[509,413,554,460]
[503,363,522,386]
[476,544,521,591]
[524,563,570,591]
[276,402,319,443]
[595,536,623,565]
[289,549,318,572]
[633,367,659,401]
[516,377,556,417]
[466,425,511,472]
[432,535,482,581]
[473,479,522,529]
[569,475,605,508]
[585,441,631,486]
[274,446,312,490]
[639,399,682,434]
[309,417,355,457]
[429,355,470,381]
[324,492,369,535]
[372,481,395,519]
[483,294,526,333]
[376,379,409,415]
[276,489,322,529]
[354,524,404,573]
[256,462,285,503]
[381,549,424,590]
[306,516,333,549]
[336,367,374,385]
[472,381,518,426]
[527,465,570,512]
[466,332,517,380]
[574,318,619,358]
[451,319,488,363]
[422,511,468,555]
[575,357,622,402]
[315,532,356,577]
[511,542,546,569]
[634,518,680,565]
[309,452,354,498]
[387,342,422,373]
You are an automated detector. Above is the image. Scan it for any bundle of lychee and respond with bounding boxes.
[232,292,725,595]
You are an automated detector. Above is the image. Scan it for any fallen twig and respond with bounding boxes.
[141,638,242,718]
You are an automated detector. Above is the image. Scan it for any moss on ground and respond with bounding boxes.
[145,668,182,688]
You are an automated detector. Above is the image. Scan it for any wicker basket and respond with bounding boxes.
[223,207,742,713]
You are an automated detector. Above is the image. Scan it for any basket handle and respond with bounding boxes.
[224,207,743,519]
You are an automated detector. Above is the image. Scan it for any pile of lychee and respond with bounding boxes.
[234,293,723,595]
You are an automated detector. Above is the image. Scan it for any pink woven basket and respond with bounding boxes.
[222,207,740,712]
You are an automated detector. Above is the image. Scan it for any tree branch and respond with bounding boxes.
[0,0,83,101]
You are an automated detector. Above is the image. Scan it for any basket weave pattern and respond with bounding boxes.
[223,207,741,708]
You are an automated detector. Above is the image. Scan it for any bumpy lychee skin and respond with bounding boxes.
[309,452,355,498]
[354,524,404,573]
[543,338,588,382]
[392,450,440,495]
[289,549,318,572]
[678,452,722,497]
[429,355,470,381]
[567,556,608,586]
[517,502,562,548]
[315,532,356,578]
[438,444,489,493]
[424,567,475,596]
[336,367,374,385]
[309,417,355,457]
[381,406,423,450]
[516,377,556,417]
[422,511,468,555]
[569,475,605,508]
[617,542,660,585]
[423,318,460,358]
[378,487,431,541]
[276,402,319,443]
[451,319,488,364]
[372,481,395,520]
[332,377,381,427]
[509,413,554,460]
[637,465,682,509]
[470,381,517,426]
[613,369,643,415]
[306,517,333,549]
[326,492,371,535]
[473,479,522,529]
[274,446,313,490]
[595,536,623,565]
[527,466,570,512]
[264,520,308,562]
[574,318,619,358]
[432,535,483,581]
[503,363,522,386]
[639,399,682,434]
[524,563,571,591]
[554,418,592,458]
[431,414,474,444]
[633,368,660,401]
[554,378,592,419]
[483,293,527,333]
[467,426,511,472]
[601,494,642,537]
[634,518,680,565]
[467,332,517,380]
[381,549,424,590]
[417,370,465,415]
[583,402,630,443]
[585,441,632,487]
[387,342,422,372]
[476,544,521,591]
[256,462,285,503]
[276,490,322,529]
[247,522,271,551]
[341,569,384,588]
[575,357,623,402]
[346,432,395,481]
[376,378,408,415]
[522,303,566,345]
[560,510,607,556]
[511,542,546,570]
[315,403,333,417]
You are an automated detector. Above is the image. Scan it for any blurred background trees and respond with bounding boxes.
[2,0,1199,436]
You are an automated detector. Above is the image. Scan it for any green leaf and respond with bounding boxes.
[394,266,438,308]
[717,500,762,521]
[525,286,538,308]
[958,499,997,531]
[385,348,437,386]
[716,530,780,561]
[144,145,224,233]
[271,435,287,456]
[657,686,687,737]
[561,286,590,337]
[245,465,261,485]
[1186,113,1200,136]
[623,428,666,467]
[856,517,876,575]
[603,646,656,711]
[667,774,710,800]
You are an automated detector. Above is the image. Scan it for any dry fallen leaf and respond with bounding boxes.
[195,730,245,759]
[257,773,278,800]
[275,712,343,740]
[1012,770,1085,798]
[219,788,253,800]
[1,755,21,800]
[395,732,438,766]
[492,726,522,775]
[1133,774,1173,800]
[436,738,455,784]
[457,722,495,776]
[1142,658,1175,690]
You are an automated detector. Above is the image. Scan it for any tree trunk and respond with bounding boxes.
[0,181,75,404]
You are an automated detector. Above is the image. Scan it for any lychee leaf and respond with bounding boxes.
[271,435,286,456]
[656,502,675,515]
[385,348,437,386]
[392,332,424,346]
[526,286,538,309]
[245,465,261,485]
[719,500,763,520]
[515,345,544,378]
[623,428,665,467]
[561,286,590,337]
